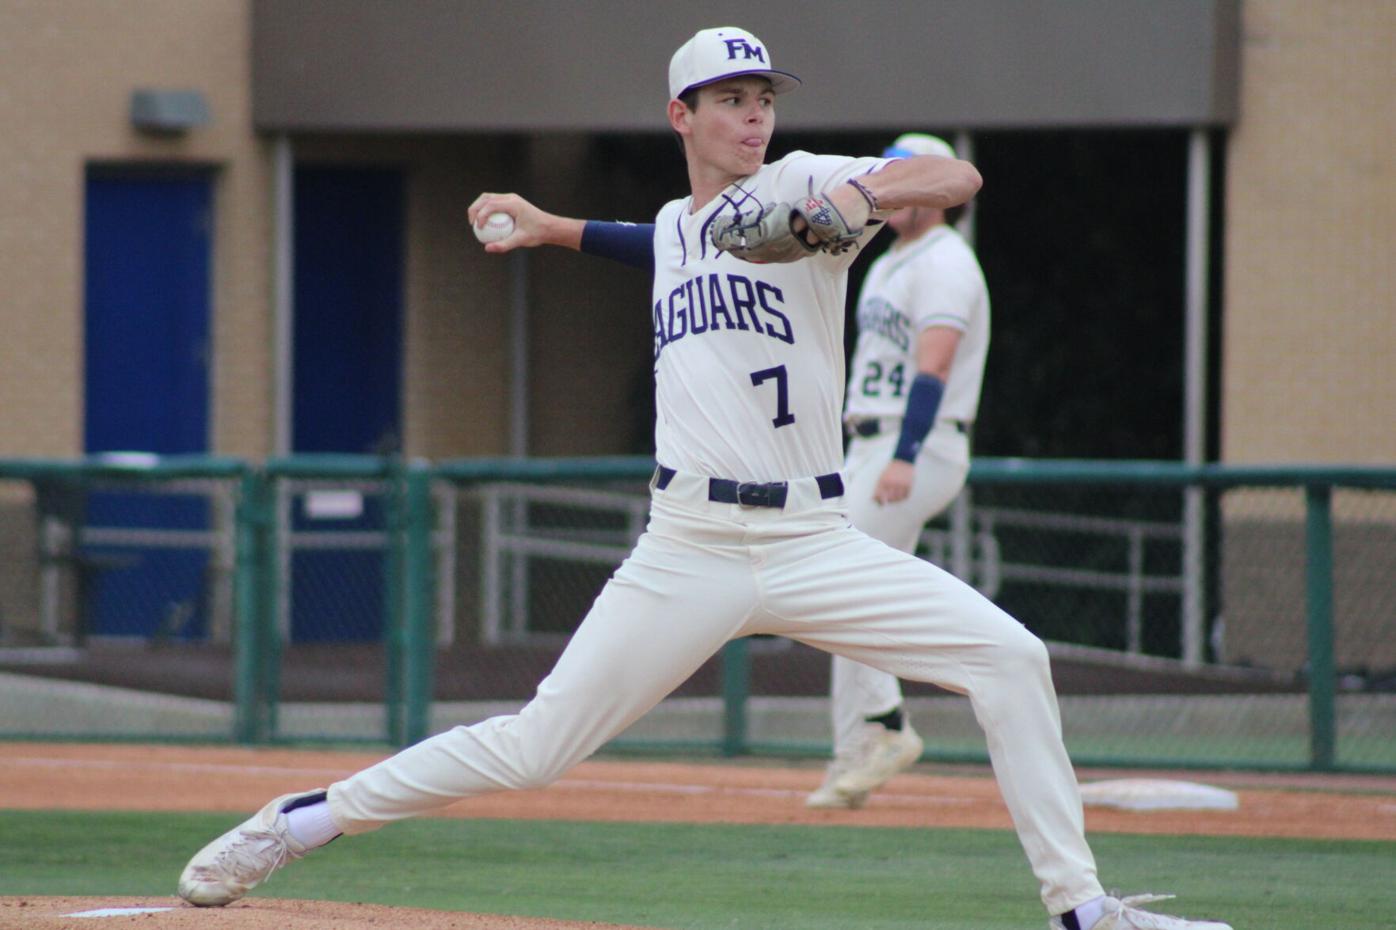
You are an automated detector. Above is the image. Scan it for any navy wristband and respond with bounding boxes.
[893,373,945,462]
[580,221,655,270]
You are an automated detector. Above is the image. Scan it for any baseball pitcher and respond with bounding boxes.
[177,26,1231,930]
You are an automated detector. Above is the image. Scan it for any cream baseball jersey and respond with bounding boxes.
[845,225,989,424]
[651,151,889,482]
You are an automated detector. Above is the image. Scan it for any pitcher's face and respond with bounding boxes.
[681,77,774,178]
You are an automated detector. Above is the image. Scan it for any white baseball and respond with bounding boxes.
[474,211,515,244]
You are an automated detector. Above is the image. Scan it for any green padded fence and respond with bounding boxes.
[1,455,1392,773]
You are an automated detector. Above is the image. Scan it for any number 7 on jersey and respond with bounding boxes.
[750,365,796,429]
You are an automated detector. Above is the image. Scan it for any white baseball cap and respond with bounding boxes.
[883,133,957,160]
[668,27,801,101]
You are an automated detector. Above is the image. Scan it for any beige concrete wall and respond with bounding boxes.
[290,134,522,459]
[406,141,513,458]
[521,136,656,457]
[1223,1,1396,463]
[300,131,656,460]
[5,0,1389,466]
[0,0,272,458]
[0,1,617,462]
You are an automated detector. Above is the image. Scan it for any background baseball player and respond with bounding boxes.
[805,131,990,809]
[176,26,1230,930]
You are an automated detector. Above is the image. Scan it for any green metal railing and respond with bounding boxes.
[2,454,1392,771]
[964,458,1392,772]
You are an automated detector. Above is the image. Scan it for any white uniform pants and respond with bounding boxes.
[327,467,1102,915]
[832,419,969,758]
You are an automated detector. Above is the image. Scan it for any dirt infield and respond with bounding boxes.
[0,897,655,930]
[2,742,1394,929]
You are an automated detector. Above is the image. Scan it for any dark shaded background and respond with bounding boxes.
[593,127,1222,464]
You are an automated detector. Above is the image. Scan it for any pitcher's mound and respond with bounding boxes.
[0,897,658,929]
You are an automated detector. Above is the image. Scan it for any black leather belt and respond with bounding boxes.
[655,466,844,509]
[851,418,968,438]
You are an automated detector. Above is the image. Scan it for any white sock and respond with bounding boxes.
[1073,895,1109,930]
[284,800,341,849]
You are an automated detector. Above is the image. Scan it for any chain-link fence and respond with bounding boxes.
[2,456,1392,772]
[0,456,247,740]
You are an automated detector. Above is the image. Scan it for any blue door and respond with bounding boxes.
[83,170,213,638]
[291,166,404,641]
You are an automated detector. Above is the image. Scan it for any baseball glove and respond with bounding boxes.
[792,191,865,255]
[711,187,866,263]
[710,201,813,263]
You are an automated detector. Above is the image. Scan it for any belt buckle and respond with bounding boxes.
[737,481,785,508]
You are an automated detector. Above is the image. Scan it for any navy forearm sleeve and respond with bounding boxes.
[580,221,656,270]
[893,373,945,462]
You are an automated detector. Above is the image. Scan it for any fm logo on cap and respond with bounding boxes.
[723,38,766,62]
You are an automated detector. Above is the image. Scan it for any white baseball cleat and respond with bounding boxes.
[1049,894,1233,930]
[804,761,868,809]
[831,723,923,797]
[178,790,325,906]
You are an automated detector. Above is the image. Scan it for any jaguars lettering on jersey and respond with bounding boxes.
[650,151,890,483]
[653,271,795,357]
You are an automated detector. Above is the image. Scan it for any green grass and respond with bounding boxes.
[745,734,1396,770]
[2,811,1393,929]
[898,736,1396,770]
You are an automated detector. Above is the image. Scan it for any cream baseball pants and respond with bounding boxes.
[832,419,970,757]
[326,466,1103,915]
